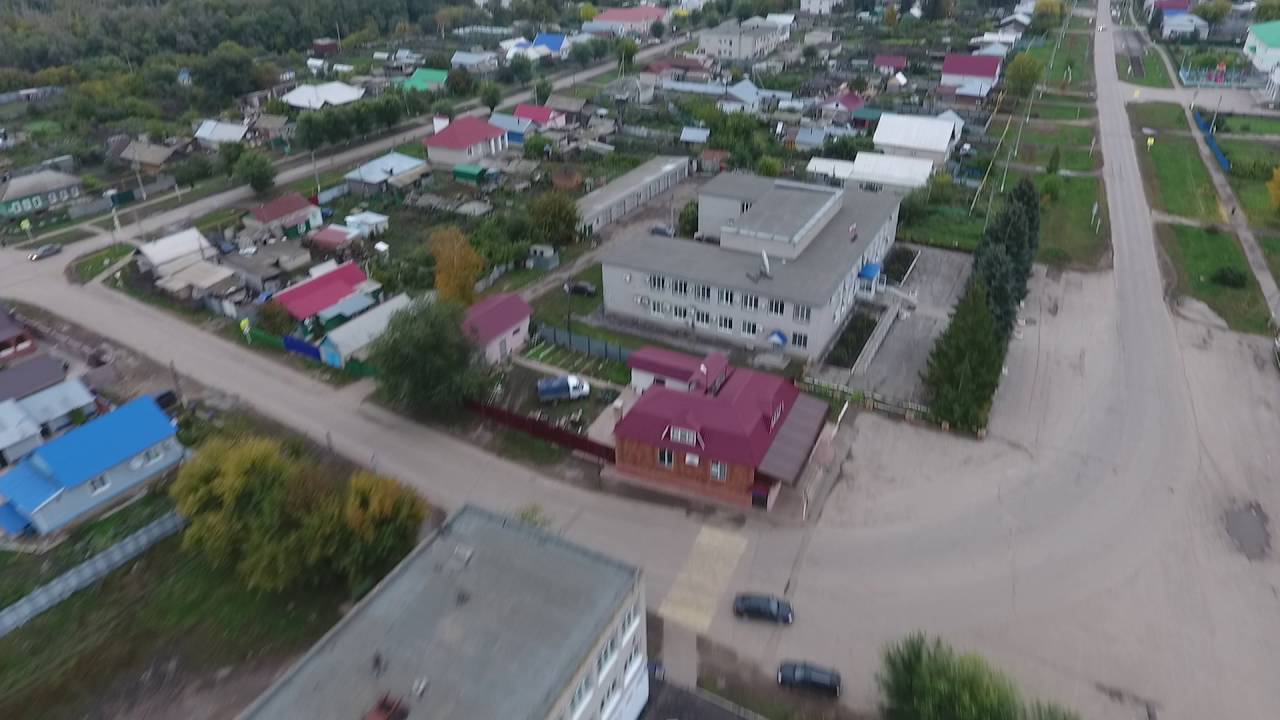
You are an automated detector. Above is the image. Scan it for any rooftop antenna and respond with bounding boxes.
[760,250,772,277]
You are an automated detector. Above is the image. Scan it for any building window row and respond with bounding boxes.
[639,276,802,321]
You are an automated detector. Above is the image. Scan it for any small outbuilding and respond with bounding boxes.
[463,293,532,364]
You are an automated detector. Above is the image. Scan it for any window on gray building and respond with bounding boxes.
[768,298,785,315]
[672,279,689,296]
[673,306,689,321]
[792,332,809,349]
[694,284,712,302]
[649,274,667,291]
[717,288,735,305]
[794,304,812,324]
[742,293,760,311]
[741,320,758,337]
[717,315,734,333]
[694,310,711,326]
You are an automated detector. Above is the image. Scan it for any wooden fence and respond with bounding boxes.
[468,401,615,463]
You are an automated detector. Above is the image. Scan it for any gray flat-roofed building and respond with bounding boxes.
[579,156,690,236]
[603,176,901,360]
[240,505,649,720]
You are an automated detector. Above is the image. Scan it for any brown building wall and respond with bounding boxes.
[615,437,756,507]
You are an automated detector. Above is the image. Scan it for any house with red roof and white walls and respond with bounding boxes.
[612,346,827,510]
[513,103,567,130]
[423,116,508,167]
[241,192,322,239]
[463,293,533,364]
[593,6,671,35]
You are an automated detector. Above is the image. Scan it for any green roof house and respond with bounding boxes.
[400,68,449,92]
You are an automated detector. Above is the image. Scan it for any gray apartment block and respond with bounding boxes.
[602,174,901,360]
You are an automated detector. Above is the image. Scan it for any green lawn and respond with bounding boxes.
[70,243,135,283]
[1027,103,1097,121]
[899,205,985,252]
[393,141,426,159]
[288,167,348,195]
[194,207,244,233]
[1139,136,1221,222]
[1016,144,1099,172]
[1218,114,1280,135]
[0,494,173,606]
[531,262,604,325]
[1025,33,1093,88]
[524,340,631,385]
[1039,175,1109,266]
[1259,233,1280,284]
[1129,102,1188,132]
[494,428,570,465]
[0,535,344,719]
[1219,138,1280,231]
[1017,123,1096,147]
[1158,223,1272,334]
[1116,49,1173,89]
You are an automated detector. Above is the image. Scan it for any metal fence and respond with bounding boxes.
[0,511,185,638]
[468,401,615,462]
[536,324,632,364]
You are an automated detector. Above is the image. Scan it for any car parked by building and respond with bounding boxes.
[777,661,841,697]
[733,593,794,624]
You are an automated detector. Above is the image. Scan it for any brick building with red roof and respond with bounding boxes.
[243,192,322,238]
[424,116,507,166]
[613,347,827,509]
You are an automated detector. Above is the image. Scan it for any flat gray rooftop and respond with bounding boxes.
[727,183,839,243]
[701,172,774,202]
[241,505,640,720]
[604,186,903,305]
[578,155,688,217]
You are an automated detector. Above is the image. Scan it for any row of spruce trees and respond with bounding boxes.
[923,178,1042,431]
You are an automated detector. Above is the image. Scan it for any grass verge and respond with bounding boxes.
[69,243,135,284]
[1157,223,1272,334]
[1039,175,1109,266]
[1129,101,1188,132]
[1115,49,1173,89]
[1137,135,1221,222]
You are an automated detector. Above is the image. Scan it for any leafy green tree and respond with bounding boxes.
[510,54,534,85]
[529,191,581,247]
[802,44,819,65]
[534,77,554,105]
[373,95,405,128]
[580,2,598,20]
[1009,178,1043,271]
[447,67,474,96]
[922,280,1004,431]
[571,42,594,66]
[650,20,666,38]
[523,134,551,159]
[1260,0,1280,20]
[295,112,326,153]
[368,300,490,418]
[320,107,352,145]
[218,141,245,177]
[255,300,296,335]
[616,38,638,74]
[1193,0,1230,26]
[755,156,782,176]
[984,200,1033,297]
[480,82,502,111]
[1005,53,1043,98]
[824,135,874,160]
[171,155,213,187]
[195,41,256,104]
[678,201,698,237]
[879,633,1023,720]
[432,98,456,119]
[335,471,427,587]
[233,150,276,194]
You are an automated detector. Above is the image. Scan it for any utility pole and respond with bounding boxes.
[132,160,147,201]
[169,360,186,409]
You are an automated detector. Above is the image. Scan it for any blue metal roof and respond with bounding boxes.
[0,501,30,534]
[27,396,176,489]
[0,463,60,516]
[858,262,882,279]
[533,32,566,52]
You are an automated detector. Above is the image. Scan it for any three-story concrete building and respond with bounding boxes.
[601,173,901,361]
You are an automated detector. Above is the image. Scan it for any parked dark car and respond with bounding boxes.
[650,224,674,237]
[777,661,841,698]
[563,280,598,297]
[732,593,794,624]
[28,243,61,261]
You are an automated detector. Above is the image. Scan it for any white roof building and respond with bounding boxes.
[937,110,965,137]
[18,378,95,427]
[137,228,215,277]
[343,152,427,185]
[805,157,857,182]
[850,153,934,191]
[194,120,248,146]
[281,82,366,110]
[154,260,236,296]
[975,42,1011,57]
[321,294,413,361]
[345,211,391,237]
[873,113,960,166]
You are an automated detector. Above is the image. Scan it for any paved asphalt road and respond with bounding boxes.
[3,11,1280,719]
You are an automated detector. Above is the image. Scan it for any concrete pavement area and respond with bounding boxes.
[1,7,1280,718]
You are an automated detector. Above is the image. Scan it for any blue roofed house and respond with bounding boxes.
[488,112,535,145]
[533,32,568,59]
[0,397,183,536]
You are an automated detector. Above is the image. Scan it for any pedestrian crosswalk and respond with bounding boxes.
[658,525,747,634]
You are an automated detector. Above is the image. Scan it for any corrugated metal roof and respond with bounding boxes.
[324,294,414,358]
[873,113,957,154]
[18,378,94,427]
[27,396,176,489]
[851,152,933,188]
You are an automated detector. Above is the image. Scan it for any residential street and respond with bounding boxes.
[2,7,1280,718]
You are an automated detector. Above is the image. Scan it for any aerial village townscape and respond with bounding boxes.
[3,0,1280,717]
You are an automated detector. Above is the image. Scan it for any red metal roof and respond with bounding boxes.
[941,53,1002,80]
[424,116,504,150]
[628,347,729,388]
[873,54,908,70]
[514,104,560,126]
[463,293,532,346]
[1155,0,1190,9]
[310,225,354,251]
[596,6,668,22]
[249,192,315,224]
[273,262,368,319]
[614,364,799,467]
[826,90,865,112]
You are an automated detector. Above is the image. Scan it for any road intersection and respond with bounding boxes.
[4,8,1280,717]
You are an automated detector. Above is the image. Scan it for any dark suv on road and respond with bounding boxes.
[777,661,841,697]
[732,593,794,624]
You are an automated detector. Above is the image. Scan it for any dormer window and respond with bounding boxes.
[670,427,698,446]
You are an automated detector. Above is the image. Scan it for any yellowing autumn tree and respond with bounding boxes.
[429,226,484,304]
[1268,167,1280,212]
